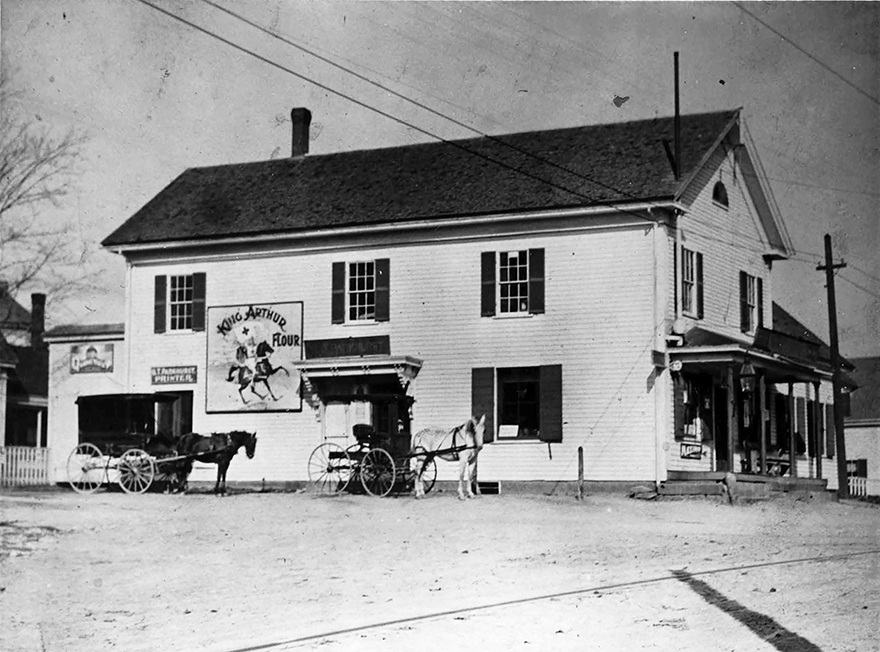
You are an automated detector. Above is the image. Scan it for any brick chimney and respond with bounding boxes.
[30,293,46,349]
[291,107,312,157]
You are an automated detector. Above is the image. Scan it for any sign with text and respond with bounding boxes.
[70,343,114,374]
[151,366,197,385]
[206,302,303,413]
[304,335,391,359]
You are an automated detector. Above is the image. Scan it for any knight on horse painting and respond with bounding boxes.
[177,430,258,495]
[226,339,289,403]
[411,415,486,500]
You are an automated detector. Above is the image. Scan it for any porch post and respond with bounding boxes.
[727,366,737,472]
[814,381,823,479]
[788,382,797,478]
[758,370,766,475]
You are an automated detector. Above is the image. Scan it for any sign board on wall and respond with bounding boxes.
[70,343,114,374]
[151,366,197,385]
[205,302,303,413]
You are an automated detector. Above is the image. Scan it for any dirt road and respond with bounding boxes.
[1,488,878,652]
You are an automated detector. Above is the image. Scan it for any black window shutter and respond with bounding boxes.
[375,258,390,322]
[528,248,545,314]
[674,245,679,315]
[857,459,868,477]
[807,399,816,458]
[757,277,764,329]
[696,253,704,320]
[817,401,825,456]
[825,403,835,458]
[192,272,206,332]
[481,252,495,317]
[538,364,563,443]
[154,275,166,334]
[472,367,495,443]
[796,397,806,454]
[739,271,749,332]
[331,262,345,324]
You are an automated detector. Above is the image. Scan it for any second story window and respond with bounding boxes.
[348,261,376,321]
[154,273,206,334]
[481,249,545,317]
[169,275,194,331]
[739,271,763,333]
[712,181,729,208]
[680,247,704,318]
[332,259,390,324]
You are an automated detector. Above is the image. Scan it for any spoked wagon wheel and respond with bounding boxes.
[66,443,106,494]
[308,443,352,495]
[360,449,396,497]
[117,449,156,494]
[411,447,438,495]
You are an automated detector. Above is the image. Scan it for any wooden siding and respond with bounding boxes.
[675,147,772,340]
[124,223,659,483]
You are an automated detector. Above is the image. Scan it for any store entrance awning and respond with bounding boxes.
[294,355,423,410]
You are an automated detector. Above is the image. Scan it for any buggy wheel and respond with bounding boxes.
[410,446,438,495]
[118,449,155,494]
[66,443,106,494]
[360,449,396,497]
[308,443,352,495]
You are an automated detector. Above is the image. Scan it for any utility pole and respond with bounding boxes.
[817,234,848,499]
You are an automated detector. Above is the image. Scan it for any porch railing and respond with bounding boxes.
[0,446,50,487]
[848,476,880,499]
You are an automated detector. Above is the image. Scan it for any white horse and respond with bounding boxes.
[411,415,486,500]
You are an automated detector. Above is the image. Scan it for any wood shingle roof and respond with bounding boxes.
[103,109,740,247]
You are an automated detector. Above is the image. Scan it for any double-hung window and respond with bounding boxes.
[739,271,763,333]
[680,247,704,318]
[481,249,544,317]
[331,259,390,324]
[154,273,206,333]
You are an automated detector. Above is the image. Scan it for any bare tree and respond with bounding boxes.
[0,76,90,317]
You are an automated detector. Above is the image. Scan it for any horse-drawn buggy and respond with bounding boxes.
[66,393,256,495]
[307,403,486,499]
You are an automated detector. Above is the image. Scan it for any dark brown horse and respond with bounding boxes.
[177,431,257,495]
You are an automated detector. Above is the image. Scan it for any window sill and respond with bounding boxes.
[161,329,196,335]
[712,200,729,211]
[494,437,543,444]
[343,320,381,327]
[492,312,535,320]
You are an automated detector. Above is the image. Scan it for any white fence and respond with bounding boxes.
[0,446,50,487]
[848,476,880,499]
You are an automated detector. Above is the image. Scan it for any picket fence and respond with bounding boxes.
[848,476,880,499]
[0,446,50,486]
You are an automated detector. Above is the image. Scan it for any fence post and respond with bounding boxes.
[577,446,584,501]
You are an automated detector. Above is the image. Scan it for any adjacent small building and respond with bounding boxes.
[45,108,847,492]
[845,357,880,497]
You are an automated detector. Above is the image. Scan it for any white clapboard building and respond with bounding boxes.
[47,108,846,492]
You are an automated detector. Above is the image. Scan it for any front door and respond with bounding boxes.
[323,401,351,445]
[713,385,729,472]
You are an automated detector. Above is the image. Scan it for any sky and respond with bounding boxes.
[2,0,878,358]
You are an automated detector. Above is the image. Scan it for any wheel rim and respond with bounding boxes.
[308,443,352,495]
[410,446,437,495]
[360,449,396,497]
[67,443,106,494]
[118,449,155,494]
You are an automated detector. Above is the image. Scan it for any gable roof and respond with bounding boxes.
[104,110,748,248]
[772,302,855,376]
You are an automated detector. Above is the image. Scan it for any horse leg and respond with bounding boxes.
[261,379,278,401]
[469,456,481,498]
[219,458,230,495]
[457,456,468,500]
[413,456,424,499]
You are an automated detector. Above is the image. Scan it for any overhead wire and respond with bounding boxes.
[731,2,880,107]
[138,1,877,306]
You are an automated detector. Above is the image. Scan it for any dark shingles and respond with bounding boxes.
[103,110,738,247]
[848,357,880,421]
